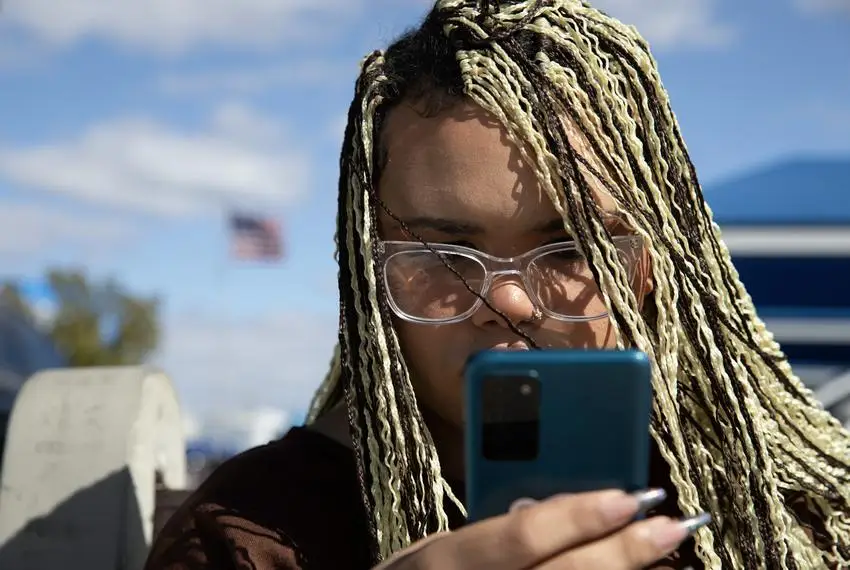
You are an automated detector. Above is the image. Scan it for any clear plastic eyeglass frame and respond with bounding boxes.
[378,235,643,325]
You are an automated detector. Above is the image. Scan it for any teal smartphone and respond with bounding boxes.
[464,349,653,522]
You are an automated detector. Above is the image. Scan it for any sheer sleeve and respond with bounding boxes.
[145,501,306,570]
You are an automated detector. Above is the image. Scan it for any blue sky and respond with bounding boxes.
[0,0,848,442]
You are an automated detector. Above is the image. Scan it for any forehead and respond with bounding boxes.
[376,101,618,232]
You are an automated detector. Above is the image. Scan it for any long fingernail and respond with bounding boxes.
[680,512,712,536]
[632,488,667,515]
[651,512,712,553]
[600,488,665,524]
[509,497,538,512]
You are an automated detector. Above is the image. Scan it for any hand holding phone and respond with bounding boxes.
[372,349,712,570]
[373,489,709,570]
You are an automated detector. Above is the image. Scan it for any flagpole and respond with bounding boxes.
[219,202,287,450]
[224,205,250,418]
[219,199,237,444]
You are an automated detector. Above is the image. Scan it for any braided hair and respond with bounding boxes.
[306,1,850,567]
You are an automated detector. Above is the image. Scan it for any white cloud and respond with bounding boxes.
[2,0,734,56]
[0,30,46,69]
[794,0,850,15]
[1,0,361,55]
[159,60,357,96]
[152,309,338,427]
[592,0,735,49]
[194,408,292,451]
[0,103,311,217]
[0,200,137,255]
[407,0,734,50]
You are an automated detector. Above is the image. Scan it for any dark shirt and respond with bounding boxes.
[145,427,700,569]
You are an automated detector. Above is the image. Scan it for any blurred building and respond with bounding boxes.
[182,408,291,489]
[707,156,850,423]
[0,306,68,468]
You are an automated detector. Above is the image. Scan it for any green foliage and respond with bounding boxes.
[0,269,160,367]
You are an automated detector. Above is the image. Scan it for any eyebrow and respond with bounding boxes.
[535,218,568,233]
[399,217,484,235]
[397,216,569,236]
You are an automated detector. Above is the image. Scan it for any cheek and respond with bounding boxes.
[392,319,471,420]
[597,318,618,348]
[393,320,468,378]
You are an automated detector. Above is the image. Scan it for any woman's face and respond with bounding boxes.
[377,101,646,430]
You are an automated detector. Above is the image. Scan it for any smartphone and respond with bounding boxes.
[464,349,653,522]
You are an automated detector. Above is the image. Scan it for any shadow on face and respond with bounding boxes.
[376,100,646,430]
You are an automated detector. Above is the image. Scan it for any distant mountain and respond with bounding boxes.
[703,156,850,225]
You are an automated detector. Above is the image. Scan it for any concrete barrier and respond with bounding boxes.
[0,367,186,570]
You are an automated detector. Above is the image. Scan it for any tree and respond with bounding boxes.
[1,270,160,367]
[0,283,34,322]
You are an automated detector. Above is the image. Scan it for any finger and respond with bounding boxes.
[422,488,667,569]
[509,497,541,512]
[536,513,711,570]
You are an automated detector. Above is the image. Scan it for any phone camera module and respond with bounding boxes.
[481,375,540,461]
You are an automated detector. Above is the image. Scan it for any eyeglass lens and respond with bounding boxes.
[385,245,635,321]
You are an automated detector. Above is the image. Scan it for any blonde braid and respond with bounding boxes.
[310,1,850,566]
[310,50,460,560]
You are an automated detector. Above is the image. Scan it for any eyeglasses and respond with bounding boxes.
[378,235,643,325]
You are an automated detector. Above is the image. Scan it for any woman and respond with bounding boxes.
[145,1,850,568]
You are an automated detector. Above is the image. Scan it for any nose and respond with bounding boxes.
[471,277,538,329]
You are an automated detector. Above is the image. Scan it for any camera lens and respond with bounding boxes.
[481,375,540,461]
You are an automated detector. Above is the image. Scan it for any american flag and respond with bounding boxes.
[228,213,283,261]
